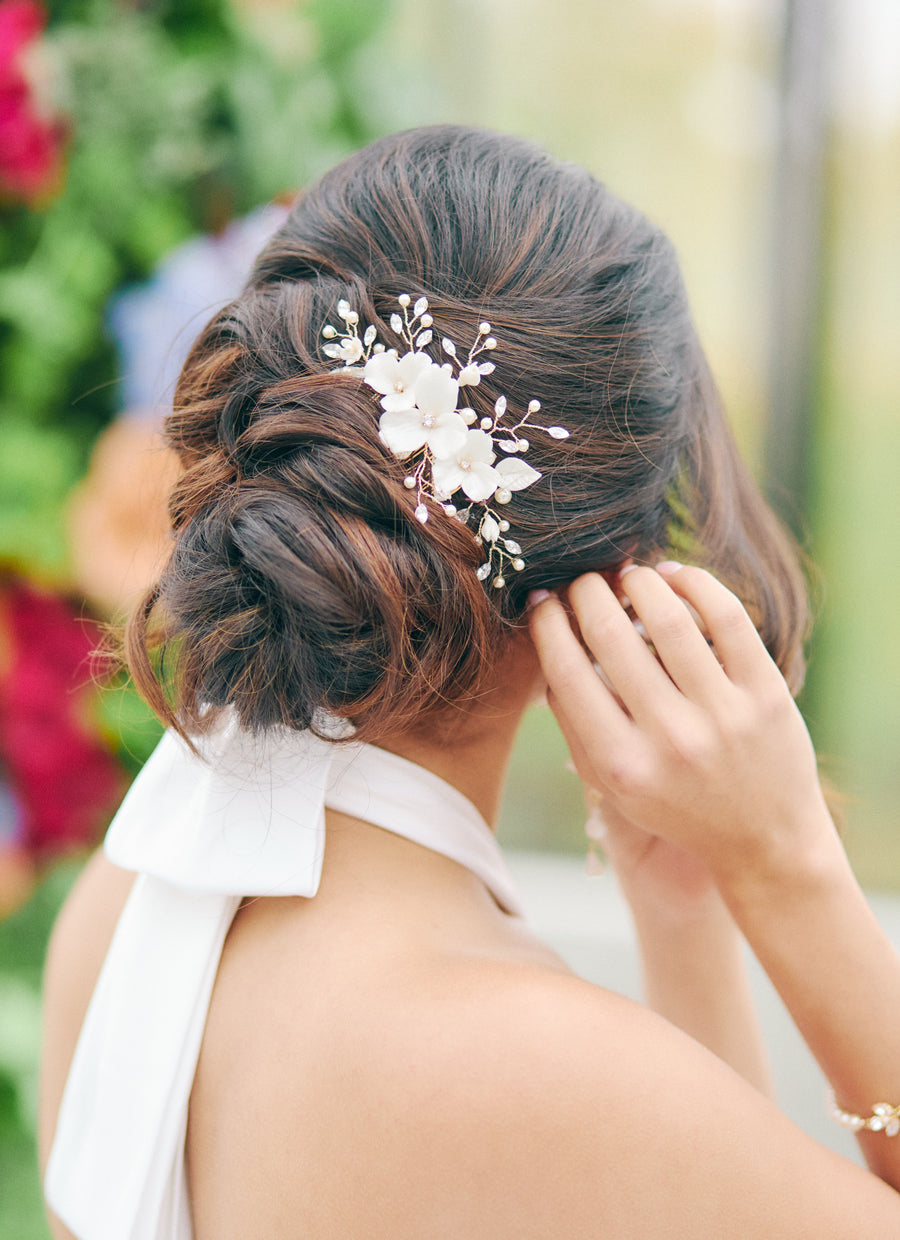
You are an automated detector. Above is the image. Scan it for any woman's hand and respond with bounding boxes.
[591,797,723,921]
[529,564,832,890]
[531,566,900,1192]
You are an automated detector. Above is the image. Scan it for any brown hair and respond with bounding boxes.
[127,125,807,742]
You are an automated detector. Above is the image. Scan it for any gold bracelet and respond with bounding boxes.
[828,1091,900,1136]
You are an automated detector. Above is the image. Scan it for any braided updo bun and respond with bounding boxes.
[128,126,807,741]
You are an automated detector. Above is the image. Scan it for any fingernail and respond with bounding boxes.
[527,589,551,609]
[655,560,683,575]
[619,564,639,578]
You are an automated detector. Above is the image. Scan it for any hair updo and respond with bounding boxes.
[127,125,807,743]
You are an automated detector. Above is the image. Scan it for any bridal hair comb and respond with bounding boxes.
[322,295,570,588]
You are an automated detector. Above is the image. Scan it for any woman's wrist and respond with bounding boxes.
[711,803,850,922]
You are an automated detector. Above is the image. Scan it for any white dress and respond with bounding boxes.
[45,719,524,1240]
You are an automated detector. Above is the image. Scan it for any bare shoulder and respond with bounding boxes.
[39,852,135,1172]
[388,962,900,1240]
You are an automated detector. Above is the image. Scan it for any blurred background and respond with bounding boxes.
[0,0,897,1233]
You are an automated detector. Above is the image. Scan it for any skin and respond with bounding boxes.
[40,567,900,1237]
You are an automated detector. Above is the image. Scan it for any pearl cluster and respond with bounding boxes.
[828,1092,900,1137]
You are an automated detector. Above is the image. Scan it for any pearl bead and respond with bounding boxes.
[480,417,492,430]
[499,520,510,531]
[495,488,512,504]
[403,477,416,489]
[493,576,505,588]
[422,414,436,428]
[512,558,525,571]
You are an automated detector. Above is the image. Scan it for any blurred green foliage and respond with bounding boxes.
[0,862,80,1240]
[0,0,390,575]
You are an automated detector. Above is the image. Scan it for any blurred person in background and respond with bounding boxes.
[37,126,900,1238]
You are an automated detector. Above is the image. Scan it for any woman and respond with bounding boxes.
[39,126,900,1237]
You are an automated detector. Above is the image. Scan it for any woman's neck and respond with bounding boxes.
[374,633,540,828]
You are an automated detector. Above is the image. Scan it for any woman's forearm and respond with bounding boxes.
[720,820,900,1184]
[628,892,774,1096]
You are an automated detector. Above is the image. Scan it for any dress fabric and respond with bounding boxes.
[45,718,524,1240]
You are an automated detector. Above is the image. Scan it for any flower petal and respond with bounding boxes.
[427,413,469,457]
[432,457,463,498]
[397,350,434,387]
[411,364,459,417]
[378,410,428,457]
[364,351,400,394]
[460,428,496,465]
[380,390,418,413]
[461,462,500,502]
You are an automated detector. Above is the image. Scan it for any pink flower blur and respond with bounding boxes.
[0,0,65,201]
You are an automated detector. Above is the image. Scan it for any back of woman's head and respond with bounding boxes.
[128,124,807,742]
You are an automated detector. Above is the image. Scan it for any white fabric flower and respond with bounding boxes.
[378,362,468,459]
[364,350,432,412]
[323,335,364,364]
[432,429,500,502]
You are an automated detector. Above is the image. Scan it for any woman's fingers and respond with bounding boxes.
[564,574,687,729]
[528,590,638,754]
[653,563,785,691]
[545,687,607,791]
[614,565,733,705]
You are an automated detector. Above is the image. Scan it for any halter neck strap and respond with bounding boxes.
[103,718,522,914]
